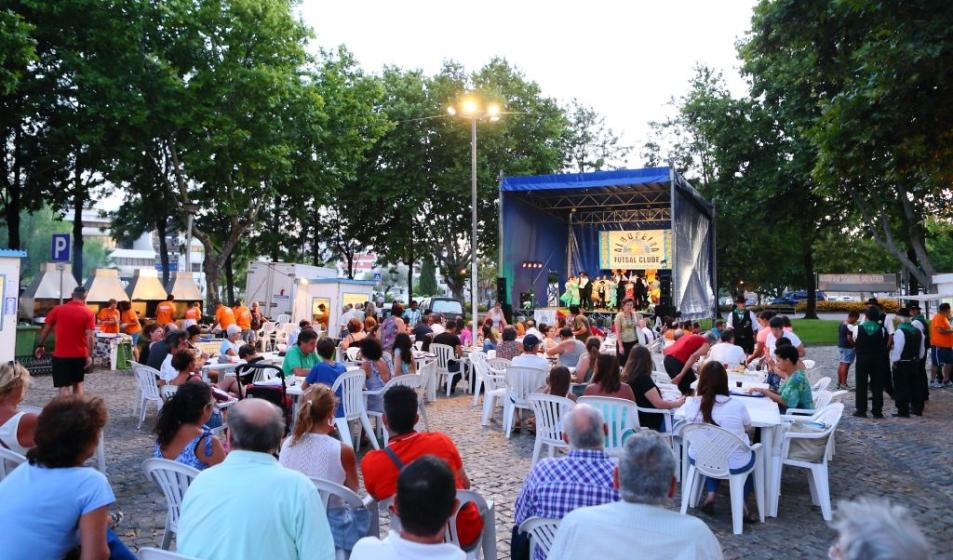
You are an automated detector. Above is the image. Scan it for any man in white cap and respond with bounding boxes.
[220,324,243,359]
[512,334,549,370]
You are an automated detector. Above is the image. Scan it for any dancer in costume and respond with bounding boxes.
[560,275,581,307]
[606,275,618,310]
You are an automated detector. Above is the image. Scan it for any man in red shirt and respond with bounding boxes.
[36,287,96,396]
[664,329,712,394]
[361,385,483,548]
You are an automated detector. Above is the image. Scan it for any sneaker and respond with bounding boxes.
[929,381,942,389]
[837,383,850,390]
[944,382,953,388]
[852,411,867,418]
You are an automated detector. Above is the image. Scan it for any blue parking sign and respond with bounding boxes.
[51,234,71,262]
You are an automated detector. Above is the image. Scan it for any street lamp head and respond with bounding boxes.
[486,103,501,117]
[446,106,457,116]
[461,97,479,116]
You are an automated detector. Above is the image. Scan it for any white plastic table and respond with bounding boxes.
[676,394,783,517]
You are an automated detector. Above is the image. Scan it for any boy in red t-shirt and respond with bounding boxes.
[361,385,483,548]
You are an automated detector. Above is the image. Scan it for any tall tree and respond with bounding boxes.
[561,98,630,172]
[741,0,953,290]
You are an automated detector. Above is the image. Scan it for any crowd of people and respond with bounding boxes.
[1,288,940,559]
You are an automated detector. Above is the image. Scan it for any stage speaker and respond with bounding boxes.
[502,303,513,324]
[658,269,673,311]
[496,277,507,305]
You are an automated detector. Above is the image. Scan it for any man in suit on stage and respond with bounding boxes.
[578,272,593,311]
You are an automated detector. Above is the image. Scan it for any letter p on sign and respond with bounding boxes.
[52,233,71,263]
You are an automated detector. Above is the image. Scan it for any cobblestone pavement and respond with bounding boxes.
[22,345,953,558]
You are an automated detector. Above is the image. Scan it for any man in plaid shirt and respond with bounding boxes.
[513,404,618,560]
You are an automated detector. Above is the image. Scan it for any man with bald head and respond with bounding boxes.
[512,404,618,560]
[177,399,335,560]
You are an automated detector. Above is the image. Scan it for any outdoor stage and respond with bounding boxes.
[498,167,717,320]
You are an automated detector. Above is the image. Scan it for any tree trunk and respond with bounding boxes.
[205,253,221,308]
[803,247,819,320]
[270,196,280,262]
[72,184,84,284]
[311,209,321,266]
[346,251,354,279]
[406,237,414,304]
[225,252,235,306]
[157,218,169,286]
[3,184,19,250]
[906,246,920,298]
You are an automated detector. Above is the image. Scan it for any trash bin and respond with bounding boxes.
[15,324,41,358]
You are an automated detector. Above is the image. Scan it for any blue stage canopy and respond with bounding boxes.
[500,168,673,192]
[498,166,716,319]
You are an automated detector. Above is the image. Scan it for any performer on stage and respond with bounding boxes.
[634,273,648,309]
[560,275,580,307]
[624,275,635,303]
[605,275,618,310]
[578,272,593,310]
[594,276,606,309]
[614,270,626,311]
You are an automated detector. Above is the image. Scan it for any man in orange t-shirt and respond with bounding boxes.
[184,302,202,327]
[155,294,177,327]
[361,385,483,548]
[36,287,96,396]
[215,301,236,332]
[930,303,953,387]
[96,299,120,334]
[233,299,253,342]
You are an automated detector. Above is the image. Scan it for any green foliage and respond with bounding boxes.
[741,0,953,289]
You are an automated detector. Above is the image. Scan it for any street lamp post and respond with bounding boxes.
[448,96,501,329]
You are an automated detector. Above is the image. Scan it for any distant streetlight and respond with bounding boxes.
[447,94,503,324]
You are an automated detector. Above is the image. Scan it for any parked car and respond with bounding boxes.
[418,297,465,319]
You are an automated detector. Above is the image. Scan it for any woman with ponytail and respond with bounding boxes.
[279,384,358,492]
[279,385,364,552]
[153,381,225,470]
[682,362,756,519]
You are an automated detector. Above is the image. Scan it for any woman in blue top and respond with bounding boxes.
[0,395,136,560]
[303,337,348,418]
[153,381,226,470]
[392,333,417,376]
[481,325,497,352]
[360,337,392,413]
[753,344,814,411]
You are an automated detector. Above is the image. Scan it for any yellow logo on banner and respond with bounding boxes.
[599,230,672,269]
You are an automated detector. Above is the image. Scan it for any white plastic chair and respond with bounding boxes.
[138,548,199,560]
[0,448,27,481]
[518,517,560,560]
[528,394,575,464]
[431,343,461,397]
[812,376,832,392]
[133,364,164,429]
[345,347,362,363]
[414,340,424,351]
[803,359,816,370]
[829,389,848,402]
[332,371,379,451]
[310,477,380,559]
[679,423,764,535]
[365,374,423,446]
[502,366,549,439]
[446,489,497,560]
[577,395,639,457]
[276,313,291,324]
[468,351,488,406]
[785,390,832,418]
[775,403,844,521]
[143,457,201,550]
[474,358,507,426]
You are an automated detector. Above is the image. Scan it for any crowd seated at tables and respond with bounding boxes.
[7,298,936,560]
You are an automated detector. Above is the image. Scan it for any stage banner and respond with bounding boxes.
[599,230,672,269]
